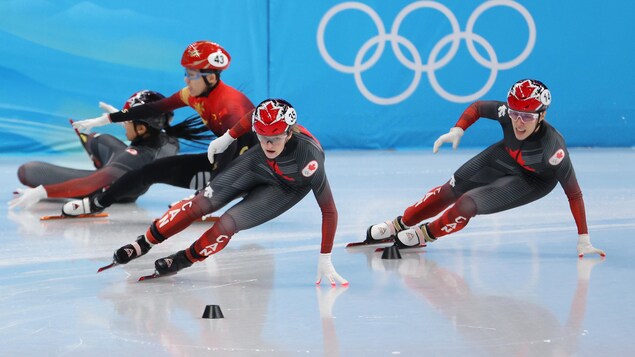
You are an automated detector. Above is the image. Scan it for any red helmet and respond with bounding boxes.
[123,90,173,130]
[181,41,230,71]
[507,79,551,112]
[252,99,297,136]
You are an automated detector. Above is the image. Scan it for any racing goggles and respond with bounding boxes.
[257,133,288,144]
[508,109,540,123]
[184,69,209,80]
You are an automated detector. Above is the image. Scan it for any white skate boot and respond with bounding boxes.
[395,223,436,248]
[366,216,407,243]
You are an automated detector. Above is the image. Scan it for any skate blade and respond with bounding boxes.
[70,118,88,147]
[346,238,394,248]
[41,213,109,221]
[70,118,101,167]
[374,244,426,253]
[97,261,118,273]
[138,271,175,281]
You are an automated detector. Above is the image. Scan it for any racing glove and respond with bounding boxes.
[98,101,119,114]
[207,130,236,164]
[72,113,111,133]
[577,234,606,258]
[8,185,47,210]
[316,253,349,287]
[433,127,464,153]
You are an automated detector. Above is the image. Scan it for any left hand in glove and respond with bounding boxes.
[577,234,606,258]
[98,101,119,114]
[8,185,47,210]
[207,130,236,164]
[316,253,349,287]
[72,113,111,133]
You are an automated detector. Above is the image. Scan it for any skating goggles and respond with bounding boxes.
[508,109,540,123]
[257,133,288,144]
[184,69,210,80]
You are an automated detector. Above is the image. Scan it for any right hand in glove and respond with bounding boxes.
[207,130,236,164]
[72,113,111,133]
[98,101,119,114]
[433,127,464,153]
[316,253,349,287]
[577,234,606,258]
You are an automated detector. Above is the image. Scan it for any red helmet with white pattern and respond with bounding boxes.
[123,90,173,130]
[252,99,297,136]
[507,79,551,112]
[181,41,230,71]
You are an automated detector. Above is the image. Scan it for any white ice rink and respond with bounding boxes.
[2,148,634,356]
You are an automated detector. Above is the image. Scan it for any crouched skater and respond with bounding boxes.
[105,98,348,285]
[365,79,605,258]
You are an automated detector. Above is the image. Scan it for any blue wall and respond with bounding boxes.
[0,0,633,154]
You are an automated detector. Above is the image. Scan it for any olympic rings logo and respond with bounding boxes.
[317,1,536,105]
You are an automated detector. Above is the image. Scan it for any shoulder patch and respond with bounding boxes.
[498,104,507,118]
[126,148,138,156]
[548,148,565,166]
[302,160,319,177]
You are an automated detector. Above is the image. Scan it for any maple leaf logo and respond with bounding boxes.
[258,102,280,124]
[511,80,543,103]
[302,160,319,177]
[549,148,566,166]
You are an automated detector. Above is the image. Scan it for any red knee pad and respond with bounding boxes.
[190,216,237,261]
[427,195,476,238]
[192,233,232,260]
[151,197,206,242]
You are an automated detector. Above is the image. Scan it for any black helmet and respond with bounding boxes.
[123,90,174,130]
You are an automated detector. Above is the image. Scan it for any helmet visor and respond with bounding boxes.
[256,132,288,144]
[184,69,209,81]
[508,109,539,123]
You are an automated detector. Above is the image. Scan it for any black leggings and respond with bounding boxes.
[452,142,558,215]
[17,134,126,187]
[96,134,256,207]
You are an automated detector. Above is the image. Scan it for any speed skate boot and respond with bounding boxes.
[366,216,408,243]
[62,195,105,217]
[113,235,152,264]
[395,223,436,248]
[154,250,193,276]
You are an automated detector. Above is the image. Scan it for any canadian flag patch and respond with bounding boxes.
[302,160,318,177]
[126,148,138,155]
[548,148,565,166]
